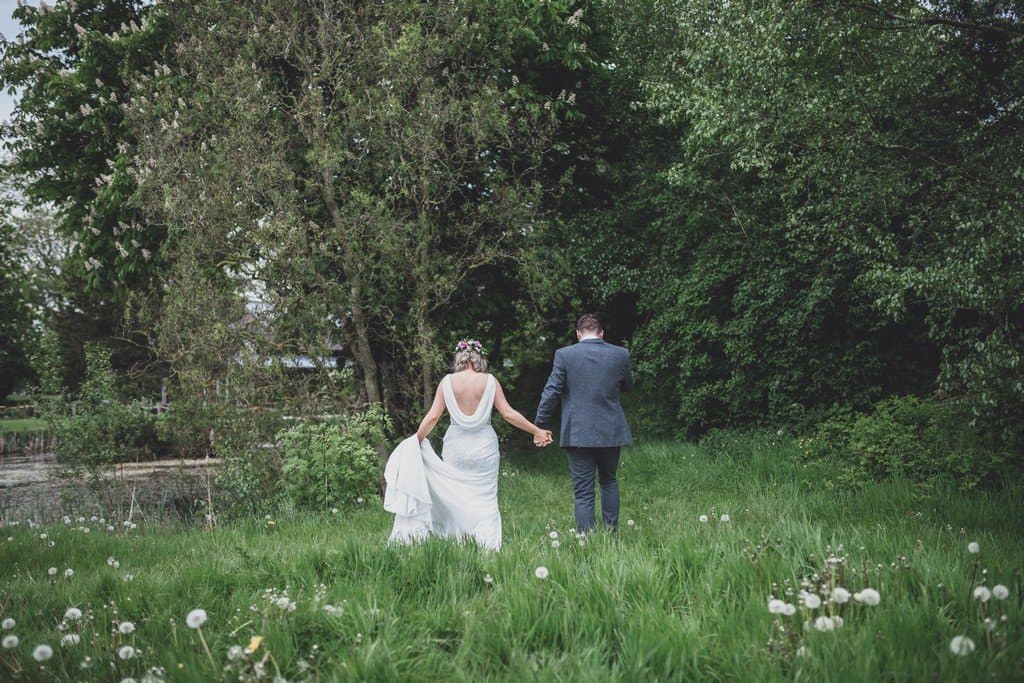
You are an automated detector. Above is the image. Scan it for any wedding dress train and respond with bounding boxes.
[384,374,502,551]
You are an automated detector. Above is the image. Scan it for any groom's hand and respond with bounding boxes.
[534,430,553,447]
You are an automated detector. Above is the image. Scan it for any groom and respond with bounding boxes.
[535,313,633,532]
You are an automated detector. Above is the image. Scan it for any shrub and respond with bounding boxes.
[277,406,390,510]
[44,344,155,469]
[802,395,1018,489]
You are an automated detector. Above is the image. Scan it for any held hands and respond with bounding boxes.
[533,429,553,447]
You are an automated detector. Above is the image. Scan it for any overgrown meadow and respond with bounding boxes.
[2,435,1022,681]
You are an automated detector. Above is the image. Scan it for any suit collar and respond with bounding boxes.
[578,338,605,343]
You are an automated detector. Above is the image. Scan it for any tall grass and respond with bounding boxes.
[1,434,1021,681]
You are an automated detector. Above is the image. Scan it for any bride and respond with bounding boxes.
[383,339,552,551]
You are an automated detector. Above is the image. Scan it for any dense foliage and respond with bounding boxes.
[1,1,1020,482]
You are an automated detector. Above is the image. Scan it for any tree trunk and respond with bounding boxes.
[319,169,389,462]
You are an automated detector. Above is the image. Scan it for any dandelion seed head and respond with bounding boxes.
[968,541,980,554]
[119,621,135,635]
[973,586,991,602]
[2,635,18,649]
[33,643,54,661]
[992,584,1009,600]
[185,609,207,629]
[1,618,14,630]
[949,635,975,655]
[534,566,549,580]
[118,644,136,659]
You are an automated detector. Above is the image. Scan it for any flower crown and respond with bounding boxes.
[455,339,485,355]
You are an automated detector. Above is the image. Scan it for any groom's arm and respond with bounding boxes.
[535,349,566,429]
[620,350,634,393]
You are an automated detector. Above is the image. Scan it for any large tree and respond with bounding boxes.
[602,0,1024,442]
[128,0,587,432]
[1,0,174,390]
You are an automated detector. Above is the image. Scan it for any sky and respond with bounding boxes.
[0,0,24,126]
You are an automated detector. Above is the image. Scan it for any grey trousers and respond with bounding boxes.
[565,446,621,532]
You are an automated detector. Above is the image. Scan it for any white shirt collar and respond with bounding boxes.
[578,333,601,341]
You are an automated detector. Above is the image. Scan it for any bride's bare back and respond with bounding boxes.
[448,370,491,415]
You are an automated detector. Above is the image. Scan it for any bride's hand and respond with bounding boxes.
[533,429,553,447]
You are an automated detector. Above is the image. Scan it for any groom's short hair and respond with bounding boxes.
[576,313,603,334]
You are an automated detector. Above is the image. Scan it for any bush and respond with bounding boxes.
[801,395,1018,489]
[276,406,390,511]
[44,344,156,469]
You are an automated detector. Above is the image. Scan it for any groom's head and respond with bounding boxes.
[576,313,604,340]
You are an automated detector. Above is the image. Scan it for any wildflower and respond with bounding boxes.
[831,587,851,604]
[781,603,796,616]
[39,533,47,540]
[48,567,57,576]
[626,519,635,527]
[720,514,730,522]
[118,645,136,659]
[64,607,83,620]
[61,633,80,646]
[551,540,560,549]
[2,635,18,649]
[33,643,54,661]
[968,541,980,554]
[973,586,991,602]
[549,531,558,540]
[768,599,787,614]
[1,618,14,630]
[853,588,880,606]
[275,597,291,610]
[64,568,74,578]
[992,584,1009,600]
[534,566,549,580]
[119,621,135,635]
[800,591,822,609]
[357,497,365,504]
[699,515,709,523]
[246,635,262,653]
[949,635,975,655]
[813,616,835,632]
[227,645,245,661]
[483,574,494,585]
[185,609,207,628]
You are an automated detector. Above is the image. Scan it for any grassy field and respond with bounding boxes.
[1,434,1021,681]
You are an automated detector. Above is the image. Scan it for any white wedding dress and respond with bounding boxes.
[384,374,502,551]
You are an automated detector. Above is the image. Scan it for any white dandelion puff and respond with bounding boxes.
[118,621,135,635]
[2,635,18,649]
[992,584,1009,600]
[185,609,207,629]
[853,588,880,606]
[831,587,851,604]
[33,644,53,661]
[1,618,14,630]
[973,586,991,603]
[534,566,549,580]
[64,607,82,620]
[968,541,980,554]
[118,645,136,660]
[949,635,975,655]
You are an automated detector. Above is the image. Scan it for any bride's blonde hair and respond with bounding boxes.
[453,339,487,372]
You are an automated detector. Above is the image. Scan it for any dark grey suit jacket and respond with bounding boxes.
[535,338,634,448]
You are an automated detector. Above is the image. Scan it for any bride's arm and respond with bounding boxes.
[493,378,550,441]
[415,383,446,442]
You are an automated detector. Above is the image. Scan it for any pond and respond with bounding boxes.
[0,452,220,522]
